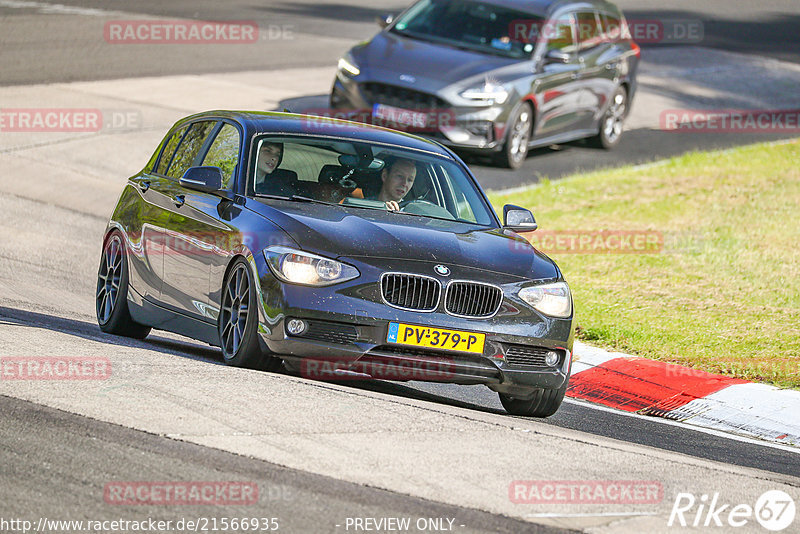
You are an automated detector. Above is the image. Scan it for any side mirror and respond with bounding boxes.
[543,48,571,65]
[376,13,394,29]
[503,204,538,232]
[180,166,223,193]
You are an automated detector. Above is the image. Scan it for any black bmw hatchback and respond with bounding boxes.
[331,0,639,168]
[96,111,574,417]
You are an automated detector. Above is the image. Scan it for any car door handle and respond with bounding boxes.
[139,180,150,193]
[173,195,185,208]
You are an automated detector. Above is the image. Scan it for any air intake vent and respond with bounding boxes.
[298,321,358,345]
[504,345,551,367]
[444,281,502,318]
[360,82,449,110]
[381,273,441,312]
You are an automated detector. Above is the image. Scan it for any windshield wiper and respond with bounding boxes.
[392,28,508,56]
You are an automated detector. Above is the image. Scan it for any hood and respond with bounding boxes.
[352,32,516,94]
[248,199,558,281]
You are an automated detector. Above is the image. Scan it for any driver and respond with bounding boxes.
[254,141,300,196]
[369,156,416,211]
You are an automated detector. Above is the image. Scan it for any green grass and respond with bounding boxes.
[489,140,800,388]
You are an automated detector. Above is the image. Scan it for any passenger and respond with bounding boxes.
[369,157,417,211]
[254,142,300,196]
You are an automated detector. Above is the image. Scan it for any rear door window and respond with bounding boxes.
[155,126,188,175]
[576,11,603,50]
[201,123,240,189]
[601,12,623,42]
[545,13,577,54]
[165,121,217,180]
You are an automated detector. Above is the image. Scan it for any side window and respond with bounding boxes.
[601,12,623,42]
[155,126,188,175]
[166,121,217,180]
[201,123,240,189]
[576,11,603,50]
[546,14,577,54]
[276,142,340,182]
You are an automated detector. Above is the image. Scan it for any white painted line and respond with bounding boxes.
[570,341,623,374]
[563,397,800,455]
[674,383,800,446]
[526,512,659,518]
[0,0,126,16]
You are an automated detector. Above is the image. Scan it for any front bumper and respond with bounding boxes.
[331,75,511,153]
[254,255,574,395]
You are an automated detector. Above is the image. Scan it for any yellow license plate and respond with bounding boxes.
[387,322,485,354]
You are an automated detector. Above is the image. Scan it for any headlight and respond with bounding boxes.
[264,246,359,286]
[337,55,360,76]
[519,282,572,318]
[460,81,509,104]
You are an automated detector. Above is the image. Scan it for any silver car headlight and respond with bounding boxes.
[519,281,572,318]
[337,54,361,76]
[265,246,359,286]
[460,81,509,104]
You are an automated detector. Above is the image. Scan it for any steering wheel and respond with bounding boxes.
[398,199,455,220]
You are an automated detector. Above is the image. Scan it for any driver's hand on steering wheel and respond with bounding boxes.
[384,200,401,212]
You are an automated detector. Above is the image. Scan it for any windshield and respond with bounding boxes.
[390,0,539,59]
[249,135,496,226]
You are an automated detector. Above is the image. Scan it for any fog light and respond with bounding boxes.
[286,319,306,336]
[545,350,560,367]
[465,120,494,140]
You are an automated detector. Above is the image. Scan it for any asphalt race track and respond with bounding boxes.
[1,1,799,533]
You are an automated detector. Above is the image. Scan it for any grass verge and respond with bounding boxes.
[489,139,800,388]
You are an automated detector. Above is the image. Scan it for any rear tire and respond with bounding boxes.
[219,258,283,372]
[96,231,151,339]
[499,385,566,417]
[493,102,533,170]
[589,86,627,149]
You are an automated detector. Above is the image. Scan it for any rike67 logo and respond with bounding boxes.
[669,490,796,531]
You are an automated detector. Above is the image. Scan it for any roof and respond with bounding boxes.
[438,0,618,17]
[181,110,455,159]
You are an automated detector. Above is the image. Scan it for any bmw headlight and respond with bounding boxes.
[519,281,572,318]
[337,54,361,76]
[265,246,359,286]
[460,81,509,104]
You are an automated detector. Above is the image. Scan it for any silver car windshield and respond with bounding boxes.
[250,135,496,226]
[391,0,540,58]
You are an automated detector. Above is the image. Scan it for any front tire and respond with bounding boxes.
[493,102,533,170]
[499,386,566,417]
[219,258,282,372]
[96,231,151,339]
[589,86,627,149]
